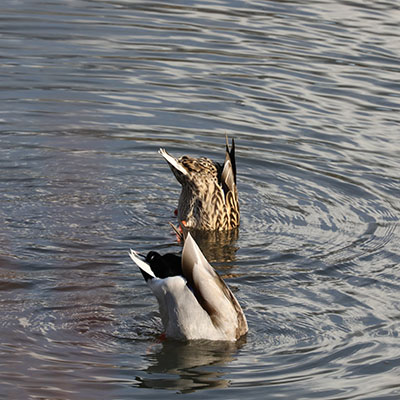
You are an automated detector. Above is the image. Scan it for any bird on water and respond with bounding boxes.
[159,137,239,231]
[129,232,247,341]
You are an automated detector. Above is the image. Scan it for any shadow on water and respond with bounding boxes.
[136,337,246,393]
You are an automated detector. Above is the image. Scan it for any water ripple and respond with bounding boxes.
[1,0,400,398]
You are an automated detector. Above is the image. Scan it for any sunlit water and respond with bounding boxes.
[1,0,400,399]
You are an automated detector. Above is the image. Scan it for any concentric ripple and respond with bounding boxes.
[0,0,400,398]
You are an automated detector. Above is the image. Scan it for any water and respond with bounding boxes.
[1,0,400,398]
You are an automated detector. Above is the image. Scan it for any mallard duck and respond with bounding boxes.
[159,137,239,231]
[129,232,248,341]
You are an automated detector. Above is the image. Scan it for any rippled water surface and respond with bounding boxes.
[1,0,400,398]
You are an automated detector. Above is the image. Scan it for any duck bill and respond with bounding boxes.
[159,148,188,184]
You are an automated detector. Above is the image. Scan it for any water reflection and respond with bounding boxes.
[1,0,399,398]
[138,338,245,393]
[190,228,239,263]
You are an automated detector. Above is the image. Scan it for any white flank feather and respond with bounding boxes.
[182,233,243,337]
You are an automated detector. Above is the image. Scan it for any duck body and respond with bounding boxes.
[129,233,248,341]
[159,138,239,231]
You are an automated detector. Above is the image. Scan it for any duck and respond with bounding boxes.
[129,232,248,341]
[159,137,239,231]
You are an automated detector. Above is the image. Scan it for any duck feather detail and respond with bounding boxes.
[129,233,247,341]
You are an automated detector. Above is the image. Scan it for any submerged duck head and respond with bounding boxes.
[129,233,248,341]
[159,137,239,231]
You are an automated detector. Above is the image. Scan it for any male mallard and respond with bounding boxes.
[159,138,239,231]
[129,232,248,341]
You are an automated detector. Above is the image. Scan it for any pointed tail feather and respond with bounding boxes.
[159,148,188,176]
[229,137,237,184]
[222,137,237,194]
[129,249,155,280]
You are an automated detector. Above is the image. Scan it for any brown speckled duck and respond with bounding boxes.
[159,137,239,231]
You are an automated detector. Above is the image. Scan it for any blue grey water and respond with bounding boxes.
[1,0,399,398]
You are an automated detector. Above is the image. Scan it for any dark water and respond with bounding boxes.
[1,0,400,398]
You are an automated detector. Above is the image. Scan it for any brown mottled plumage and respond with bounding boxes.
[159,138,239,231]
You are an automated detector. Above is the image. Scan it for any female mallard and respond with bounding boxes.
[129,232,248,341]
[159,138,239,231]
